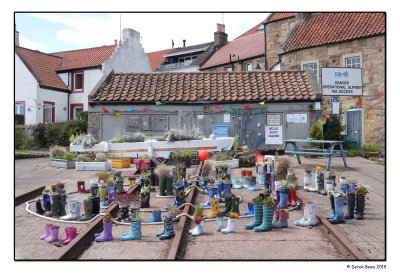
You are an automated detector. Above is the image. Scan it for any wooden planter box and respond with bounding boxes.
[213,159,239,169]
[50,158,76,169]
[111,159,131,169]
[75,161,112,171]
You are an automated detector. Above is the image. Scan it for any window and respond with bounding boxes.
[244,63,253,71]
[70,103,84,120]
[343,53,363,68]
[225,66,232,72]
[72,72,83,92]
[43,101,55,123]
[301,60,319,82]
[15,102,25,115]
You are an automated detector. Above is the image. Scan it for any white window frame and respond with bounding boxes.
[15,102,25,115]
[244,62,253,71]
[301,59,320,83]
[342,52,363,68]
[224,66,232,72]
[43,103,54,123]
[73,72,83,92]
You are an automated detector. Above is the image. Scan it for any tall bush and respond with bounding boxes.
[309,122,323,149]
[323,114,344,141]
[15,126,34,149]
[31,123,47,148]
[45,120,88,147]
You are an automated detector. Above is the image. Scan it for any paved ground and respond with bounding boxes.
[14,156,385,260]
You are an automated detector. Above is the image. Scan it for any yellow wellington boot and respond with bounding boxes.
[205,198,220,219]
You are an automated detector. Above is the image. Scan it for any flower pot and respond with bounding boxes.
[50,159,76,169]
[111,159,130,169]
[139,159,151,170]
[76,161,111,171]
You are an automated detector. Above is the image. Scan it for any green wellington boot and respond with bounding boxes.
[253,206,274,232]
[245,204,263,230]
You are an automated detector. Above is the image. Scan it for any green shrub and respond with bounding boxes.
[173,150,195,159]
[31,123,47,148]
[323,115,344,141]
[63,151,74,161]
[347,147,364,157]
[15,114,24,125]
[15,126,34,149]
[77,111,88,121]
[309,122,323,148]
[362,143,381,152]
[45,120,87,147]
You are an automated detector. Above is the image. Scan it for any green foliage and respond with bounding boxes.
[323,115,344,141]
[15,114,24,125]
[31,123,47,148]
[15,126,34,149]
[45,120,87,147]
[355,185,368,196]
[233,135,239,150]
[110,132,146,143]
[309,122,323,149]
[347,147,364,157]
[49,145,66,159]
[77,111,88,121]
[262,196,275,208]
[63,151,74,161]
[362,143,381,152]
[173,150,195,159]
[157,129,201,142]
[252,195,263,205]
[347,143,381,157]
[213,151,233,161]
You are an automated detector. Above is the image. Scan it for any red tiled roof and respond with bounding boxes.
[15,46,69,91]
[52,45,116,71]
[201,32,265,69]
[90,71,316,103]
[235,21,264,39]
[266,13,295,23]
[283,13,385,53]
[146,48,174,71]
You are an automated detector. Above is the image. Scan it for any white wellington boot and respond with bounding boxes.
[61,199,81,220]
[221,218,236,233]
[191,219,205,236]
[299,202,317,227]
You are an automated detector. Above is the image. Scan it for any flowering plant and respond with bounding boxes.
[316,165,322,172]
[355,185,368,196]
[129,208,140,222]
[328,190,344,197]
[229,212,239,219]
[252,195,263,205]
[194,216,204,224]
[163,210,177,222]
[263,196,275,208]
[141,185,150,196]
[104,212,112,222]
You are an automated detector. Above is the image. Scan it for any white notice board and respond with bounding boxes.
[265,126,283,145]
[321,67,363,96]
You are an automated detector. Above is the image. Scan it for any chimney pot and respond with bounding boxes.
[216,23,225,33]
[114,39,117,45]
[183,39,186,47]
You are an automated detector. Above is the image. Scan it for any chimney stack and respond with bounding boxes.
[122,28,140,42]
[183,39,186,47]
[295,13,311,25]
[15,23,19,46]
[214,23,228,50]
[114,39,117,45]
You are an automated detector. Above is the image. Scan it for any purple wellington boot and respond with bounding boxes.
[40,224,52,240]
[95,215,113,242]
[45,225,60,243]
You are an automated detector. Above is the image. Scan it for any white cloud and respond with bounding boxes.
[19,35,49,52]
[24,13,270,53]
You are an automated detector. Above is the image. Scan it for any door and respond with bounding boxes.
[346,109,363,147]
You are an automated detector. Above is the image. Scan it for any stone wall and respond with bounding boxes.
[88,112,101,142]
[265,17,296,70]
[201,56,265,72]
[280,35,385,148]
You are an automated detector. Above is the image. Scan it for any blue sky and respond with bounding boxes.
[15,13,269,53]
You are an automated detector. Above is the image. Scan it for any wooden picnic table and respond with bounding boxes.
[282,139,348,171]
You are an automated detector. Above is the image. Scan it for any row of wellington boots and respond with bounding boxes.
[294,202,317,227]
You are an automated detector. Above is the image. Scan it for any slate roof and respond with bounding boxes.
[90,71,317,103]
[147,48,174,71]
[15,46,69,91]
[200,32,265,69]
[52,45,116,71]
[283,12,385,53]
[265,13,295,23]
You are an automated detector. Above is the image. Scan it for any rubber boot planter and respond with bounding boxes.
[245,204,263,230]
[303,171,315,191]
[42,193,51,216]
[40,224,52,240]
[253,206,274,232]
[58,191,67,217]
[232,177,242,189]
[272,209,289,229]
[115,178,124,195]
[192,206,203,219]
[215,180,224,202]
[247,176,259,191]
[159,221,175,240]
[158,175,167,196]
[78,197,93,221]
[60,227,77,244]
[345,193,355,219]
[221,217,237,234]
[295,202,317,227]
[229,197,240,217]
[205,198,220,219]
[216,216,224,232]
[258,174,265,185]
[165,176,174,196]
[288,188,297,207]
[77,180,90,193]
[316,172,326,195]
[223,182,232,200]
[48,193,60,217]
[98,182,108,207]
[61,199,81,221]
[90,181,98,197]
[264,173,271,192]
[45,225,60,243]
[277,188,289,209]
[140,183,151,208]
[201,187,217,208]
[199,176,210,193]
[327,194,336,219]
[91,196,100,216]
[190,217,205,236]
[172,184,185,208]
[328,195,345,224]
[326,178,336,197]
[95,214,113,242]
[355,194,366,220]
[121,220,142,241]
[245,202,254,216]
[36,199,45,215]
[147,210,162,223]
[107,185,116,204]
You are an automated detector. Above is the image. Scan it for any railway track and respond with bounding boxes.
[15,162,367,260]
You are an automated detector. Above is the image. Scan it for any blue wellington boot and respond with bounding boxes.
[159,221,175,240]
[172,185,185,208]
[245,202,254,216]
[121,220,142,241]
[241,177,249,189]
[215,180,224,202]
[245,204,263,229]
[232,177,242,189]
[147,210,162,223]
[326,194,336,219]
[277,189,289,208]
[223,182,232,198]
[258,174,265,185]
[201,187,217,208]
[328,196,345,224]
[247,176,259,191]
[253,206,274,232]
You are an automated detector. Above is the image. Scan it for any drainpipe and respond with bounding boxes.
[67,72,70,120]
[263,22,268,70]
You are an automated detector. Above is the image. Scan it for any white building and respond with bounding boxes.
[15,28,151,125]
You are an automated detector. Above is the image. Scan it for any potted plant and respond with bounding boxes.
[106,179,116,204]
[75,152,111,171]
[354,185,368,220]
[213,151,239,169]
[108,153,131,169]
[253,195,275,232]
[155,164,170,196]
[50,146,76,169]
[140,184,151,208]
[128,176,136,187]
[70,133,97,149]
[327,190,345,224]
[173,150,195,168]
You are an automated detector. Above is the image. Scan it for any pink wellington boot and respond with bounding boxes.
[62,227,77,244]
[40,224,52,240]
[46,225,60,243]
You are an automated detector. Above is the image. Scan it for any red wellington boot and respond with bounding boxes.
[77,181,90,193]
[289,188,297,207]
